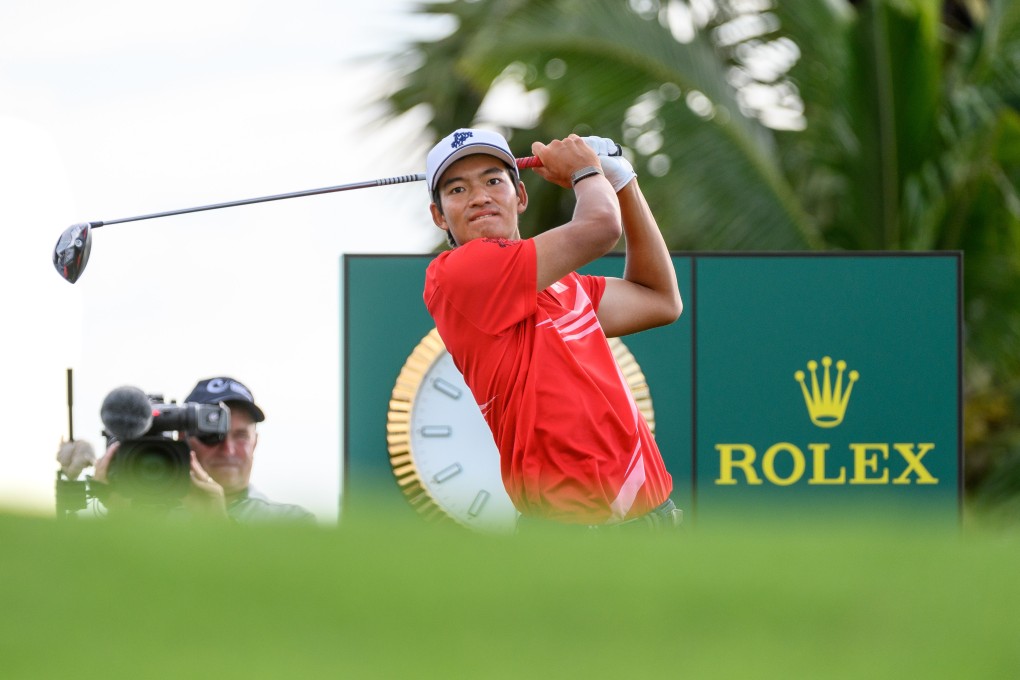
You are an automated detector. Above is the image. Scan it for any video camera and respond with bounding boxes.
[102,387,232,506]
[55,376,231,517]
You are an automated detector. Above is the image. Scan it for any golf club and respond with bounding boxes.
[53,155,546,284]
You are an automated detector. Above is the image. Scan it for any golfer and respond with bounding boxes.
[423,128,683,529]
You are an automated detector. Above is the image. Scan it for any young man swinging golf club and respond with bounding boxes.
[424,129,684,531]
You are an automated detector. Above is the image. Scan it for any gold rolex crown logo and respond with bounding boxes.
[794,356,859,428]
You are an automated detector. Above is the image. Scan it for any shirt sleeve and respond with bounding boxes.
[427,238,538,335]
[574,272,607,312]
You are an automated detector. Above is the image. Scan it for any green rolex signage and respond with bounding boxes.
[342,253,961,528]
[693,255,960,523]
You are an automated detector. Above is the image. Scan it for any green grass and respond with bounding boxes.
[2,507,1018,678]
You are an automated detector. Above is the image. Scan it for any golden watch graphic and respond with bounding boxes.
[795,356,858,428]
[387,328,655,533]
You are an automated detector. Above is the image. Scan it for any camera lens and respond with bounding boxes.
[133,450,177,482]
[108,437,191,503]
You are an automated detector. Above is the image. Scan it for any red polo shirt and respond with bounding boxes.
[424,237,672,524]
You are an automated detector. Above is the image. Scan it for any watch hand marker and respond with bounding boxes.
[431,378,462,399]
[432,463,463,484]
[468,490,491,518]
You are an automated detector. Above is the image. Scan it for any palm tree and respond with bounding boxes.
[379,0,1020,510]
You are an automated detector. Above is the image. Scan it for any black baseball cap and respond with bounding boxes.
[185,377,265,423]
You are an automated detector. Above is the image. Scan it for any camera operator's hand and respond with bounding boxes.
[182,452,230,520]
[93,441,114,483]
[92,442,131,512]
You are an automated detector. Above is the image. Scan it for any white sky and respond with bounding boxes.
[0,0,452,523]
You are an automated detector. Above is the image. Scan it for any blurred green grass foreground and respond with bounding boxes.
[2,507,1018,679]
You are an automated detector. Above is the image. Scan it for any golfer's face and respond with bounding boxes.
[432,155,525,245]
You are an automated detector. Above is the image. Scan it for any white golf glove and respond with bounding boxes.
[57,439,96,480]
[582,136,636,192]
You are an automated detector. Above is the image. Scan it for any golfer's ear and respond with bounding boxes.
[430,202,446,227]
[516,181,528,214]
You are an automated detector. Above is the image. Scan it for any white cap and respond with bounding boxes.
[426,128,519,196]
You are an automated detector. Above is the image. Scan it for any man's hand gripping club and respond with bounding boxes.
[582,136,636,192]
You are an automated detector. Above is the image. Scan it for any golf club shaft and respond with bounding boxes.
[92,155,545,228]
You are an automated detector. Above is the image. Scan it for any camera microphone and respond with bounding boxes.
[100,386,155,441]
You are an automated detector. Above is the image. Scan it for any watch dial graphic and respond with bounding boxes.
[387,328,655,533]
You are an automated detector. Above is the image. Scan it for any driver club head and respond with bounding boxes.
[53,222,94,284]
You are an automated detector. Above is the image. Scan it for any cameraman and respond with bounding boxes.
[85,376,315,524]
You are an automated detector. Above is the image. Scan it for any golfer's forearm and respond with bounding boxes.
[572,174,622,244]
[535,174,621,291]
[619,182,680,305]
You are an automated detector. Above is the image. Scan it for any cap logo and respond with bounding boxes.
[451,131,473,149]
[206,378,253,401]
